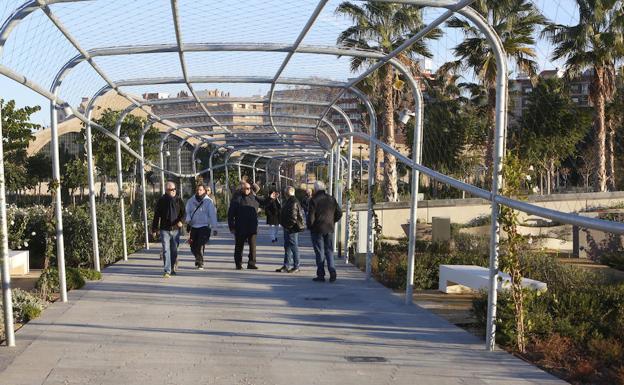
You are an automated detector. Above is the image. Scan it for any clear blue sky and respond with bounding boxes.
[0,0,578,128]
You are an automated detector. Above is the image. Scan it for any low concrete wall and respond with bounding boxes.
[343,191,624,239]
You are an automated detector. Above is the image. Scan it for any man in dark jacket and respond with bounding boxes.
[264,193,281,243]
[151,181,186,278]
[307,181,342,282]
[275,186,305,273]
[228,182,277,270]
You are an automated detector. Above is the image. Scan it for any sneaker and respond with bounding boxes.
[288,268,300,273]
[312,277,325,282]
[197,266,204,270]
[329,273,337,283]
[163,272,171,278]
[275,266,288,273]
[236,265,243,270]
[247,265,258,270]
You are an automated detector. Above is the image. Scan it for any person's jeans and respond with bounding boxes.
[269,224,279,240]
[160,229,180,274]
[311,232,335,278]
[283,231,300,269]
[234,233,257,267]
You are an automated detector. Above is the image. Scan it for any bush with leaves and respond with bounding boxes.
[0,288,47,340]
[36,267,85,300]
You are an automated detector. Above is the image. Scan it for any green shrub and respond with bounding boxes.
[36,267,85,298]
[78,268,102,281]
[10,203,145,269]
[11,288,46,323]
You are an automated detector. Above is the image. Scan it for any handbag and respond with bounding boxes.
[186,199,206,234]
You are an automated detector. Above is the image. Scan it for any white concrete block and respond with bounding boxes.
[9,249,29,276]
[439,264,547,294]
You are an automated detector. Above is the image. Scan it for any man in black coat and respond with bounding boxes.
[264,193,281,243]
[275,186,305,273]
[307,181,342,282]
[228,181,277,270]
[151,181,186,278]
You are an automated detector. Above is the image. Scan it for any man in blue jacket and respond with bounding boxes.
[185,183,218,270]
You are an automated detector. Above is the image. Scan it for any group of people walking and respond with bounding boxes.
[151,179,342,282]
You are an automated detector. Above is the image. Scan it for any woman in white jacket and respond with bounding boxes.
[185,184,218,270]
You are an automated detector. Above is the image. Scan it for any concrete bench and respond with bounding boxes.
[439,265,547,294]
[9,249,30,276]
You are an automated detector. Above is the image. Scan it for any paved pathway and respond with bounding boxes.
[0,225,565,385]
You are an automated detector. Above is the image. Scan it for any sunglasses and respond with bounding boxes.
[167,188,176,191]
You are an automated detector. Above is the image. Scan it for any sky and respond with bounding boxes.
[0,0,579,128]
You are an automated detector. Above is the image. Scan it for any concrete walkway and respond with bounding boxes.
[0,225,565,385]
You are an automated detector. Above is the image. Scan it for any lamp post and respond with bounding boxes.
[358,144,364,193]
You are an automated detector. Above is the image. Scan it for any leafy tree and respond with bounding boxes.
[510,77,591,194]
[82,109,160,200]
[62,157,88,206]
[1,99,41,194]
[543,0,624,192]
[336,1,440,202]
[26,152,51,197]
[447,0,546,173]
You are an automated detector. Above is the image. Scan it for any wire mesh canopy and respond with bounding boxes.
[0,0,476,165]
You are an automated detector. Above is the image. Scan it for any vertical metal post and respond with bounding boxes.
[345,138,353,263]
[277,161,283,191]
[224,152,232,206]
[237,155,243,182]
[252,156,260,183]
[159,138,166,195]
[192,144,201,176]
[139,127,150,250]
[328,149,334,196]
[114,112,130,262]
[350,87,377,280]
[403,70,424,305]
[50,103,68,302]
[209,147,217,193]
[177,141,184,200]
[452,7,509,351]
[333,148,342,253]
[85,109,100,272]
[0,100,15,346]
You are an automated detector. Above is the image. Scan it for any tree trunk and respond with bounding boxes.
[376,146,383,184]
[607,118,616,190]
[382,65,398,202]
[593,68,608,192]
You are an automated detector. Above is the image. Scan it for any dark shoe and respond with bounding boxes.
[247,265,258,270]
[275,266,288,272]
[288,268,300,273]
[329,273,337,283]
[312,277,326,282]
[171,270,177,276]
[236,265,243,270]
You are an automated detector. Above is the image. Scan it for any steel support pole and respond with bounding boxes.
[252,156,261,183]
[0,101,15,346]
[192,144,201,176]
[333,146,341,253]
[237,155,243,182]
[277,161,283,191]
[177,141,184,199]
[224,152,232,206]
[114,110,132,262]
[404,71,424,304]
[139,129,150,250]
[85,111,100,272]
[209,148,217,193]
[350,88,377,280]
[159,139,166,194]
[328,150,334,196]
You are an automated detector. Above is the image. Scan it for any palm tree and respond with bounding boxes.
[336,1,440,202]
[447,0,546,175]
[544,0,624,192]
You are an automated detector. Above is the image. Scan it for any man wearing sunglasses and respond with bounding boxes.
[228,181,278,270]
[152,181,186,278]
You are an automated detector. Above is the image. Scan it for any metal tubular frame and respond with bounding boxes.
[0,102,15,346]
[3,0,621,354]
[114,106,136,261]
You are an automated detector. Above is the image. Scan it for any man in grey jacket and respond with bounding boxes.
[185,184,218,270]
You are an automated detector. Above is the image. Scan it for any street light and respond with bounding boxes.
[399,108,416,125]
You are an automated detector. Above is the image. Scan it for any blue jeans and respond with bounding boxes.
[160,229,180,274]
[311,232,335,278]
[283,231,300,269]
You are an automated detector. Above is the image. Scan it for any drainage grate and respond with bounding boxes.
[345,356,388,363]
[304,297,329,301]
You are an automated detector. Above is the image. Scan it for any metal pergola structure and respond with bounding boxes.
[1,0,624,354]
